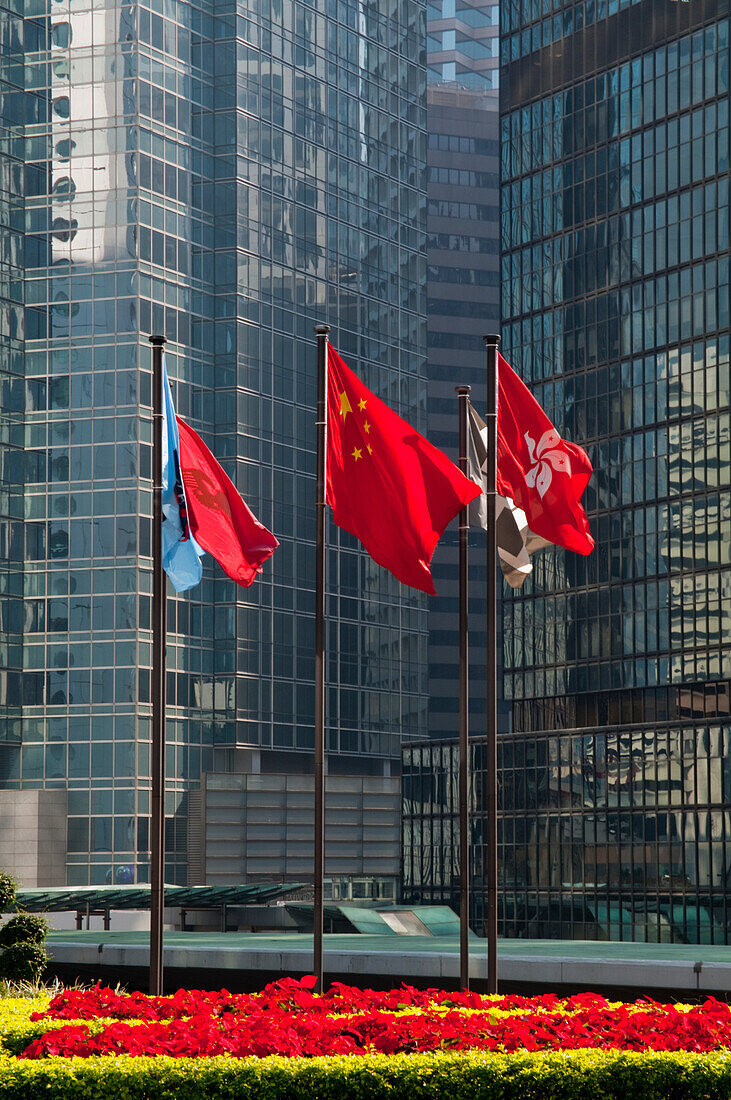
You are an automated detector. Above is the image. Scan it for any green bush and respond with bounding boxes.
[0,875,16,914]
[1,1018,109,1057]
[0,943,47,984]
[0,871,49,984]
[0,1000,113,1057]
[2,1050,731,1100]
[0,915,48,949]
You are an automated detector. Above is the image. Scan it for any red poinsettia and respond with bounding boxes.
[21,980,731,1060]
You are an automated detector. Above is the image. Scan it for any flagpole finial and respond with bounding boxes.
[314,324,331,335]
[149,334,167,346]
[455,385,471,396]
[483,334,501,345]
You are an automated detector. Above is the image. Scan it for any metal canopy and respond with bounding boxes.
[14,883,305,913]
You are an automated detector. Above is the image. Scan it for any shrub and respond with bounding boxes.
[0,916,48,950]
[0,944,47,985]
[2,1050,731,1100]
[0,875,16,914]
[0,873,49,985]
[0,996,52,1054]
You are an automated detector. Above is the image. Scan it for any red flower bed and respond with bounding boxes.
[19,978,731,1059]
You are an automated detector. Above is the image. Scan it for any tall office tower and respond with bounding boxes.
[425,0,499,743]
[497,0,731,940]
[2,0,427,891]
[404,0,731,944]
[400,0,499,921]
[0,0,26,810]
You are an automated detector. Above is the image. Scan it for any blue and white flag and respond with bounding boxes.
[162,357,204,591]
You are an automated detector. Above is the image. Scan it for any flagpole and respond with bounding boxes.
[149,332,167,996]
[313,323,330,993]
[455,385,471,990]
[484,334,500,994]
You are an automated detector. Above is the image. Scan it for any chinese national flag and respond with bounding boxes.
[177,416,279,587]
[326,347,480,594]
[496,353,594,556]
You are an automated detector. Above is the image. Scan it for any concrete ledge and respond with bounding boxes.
[44,932,731,998]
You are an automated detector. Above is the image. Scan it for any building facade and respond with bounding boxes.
[408,0,499,927]
[0,0,26,776]
[427,0,499,94]
[425,86,499,746]
[425,3,499,738]
[2,0,429,889]
[407,0,731,944]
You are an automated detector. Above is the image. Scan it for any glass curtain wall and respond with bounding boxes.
[424,0,499,749]
[405,0,731,946]
[0,0,25,778]
[427,0,498,93]
[15,0,428,887]
[498,0,731,942]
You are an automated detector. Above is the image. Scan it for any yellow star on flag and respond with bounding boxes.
[358,398,367,411]
[364,420,371,434]
[351,446,363,462]
[367,444,373,455]
[340,390,352,420]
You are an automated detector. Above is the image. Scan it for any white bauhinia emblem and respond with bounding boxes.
[524,430,572,498]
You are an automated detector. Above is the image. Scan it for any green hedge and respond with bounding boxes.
[0,876,49,983]
[0,914,49,948]
[2,1049,731,1100]
[0,943,48,984]
[0,1017,109,1057]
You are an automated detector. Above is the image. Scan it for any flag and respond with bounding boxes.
[326,346,481,594]
[468,403,550,588]
[176,416,278,587]
[161,358,204,592]
[468,354,593,584]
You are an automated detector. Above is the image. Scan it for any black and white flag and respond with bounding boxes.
[467,402,549,589]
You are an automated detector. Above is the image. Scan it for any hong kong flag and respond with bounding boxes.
[326,347,480,594]
[495,353,594,556]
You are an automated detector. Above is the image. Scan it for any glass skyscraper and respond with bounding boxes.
[406,0,731,944]
[427,0,498,94]
[0,0,25,762]
[424,1,499,744]
[3,0,428,888]
[401,0,499,925]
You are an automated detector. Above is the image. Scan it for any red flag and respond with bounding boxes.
[326,347,481,594]
[176,416,278,587]
[497,353,594,556]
